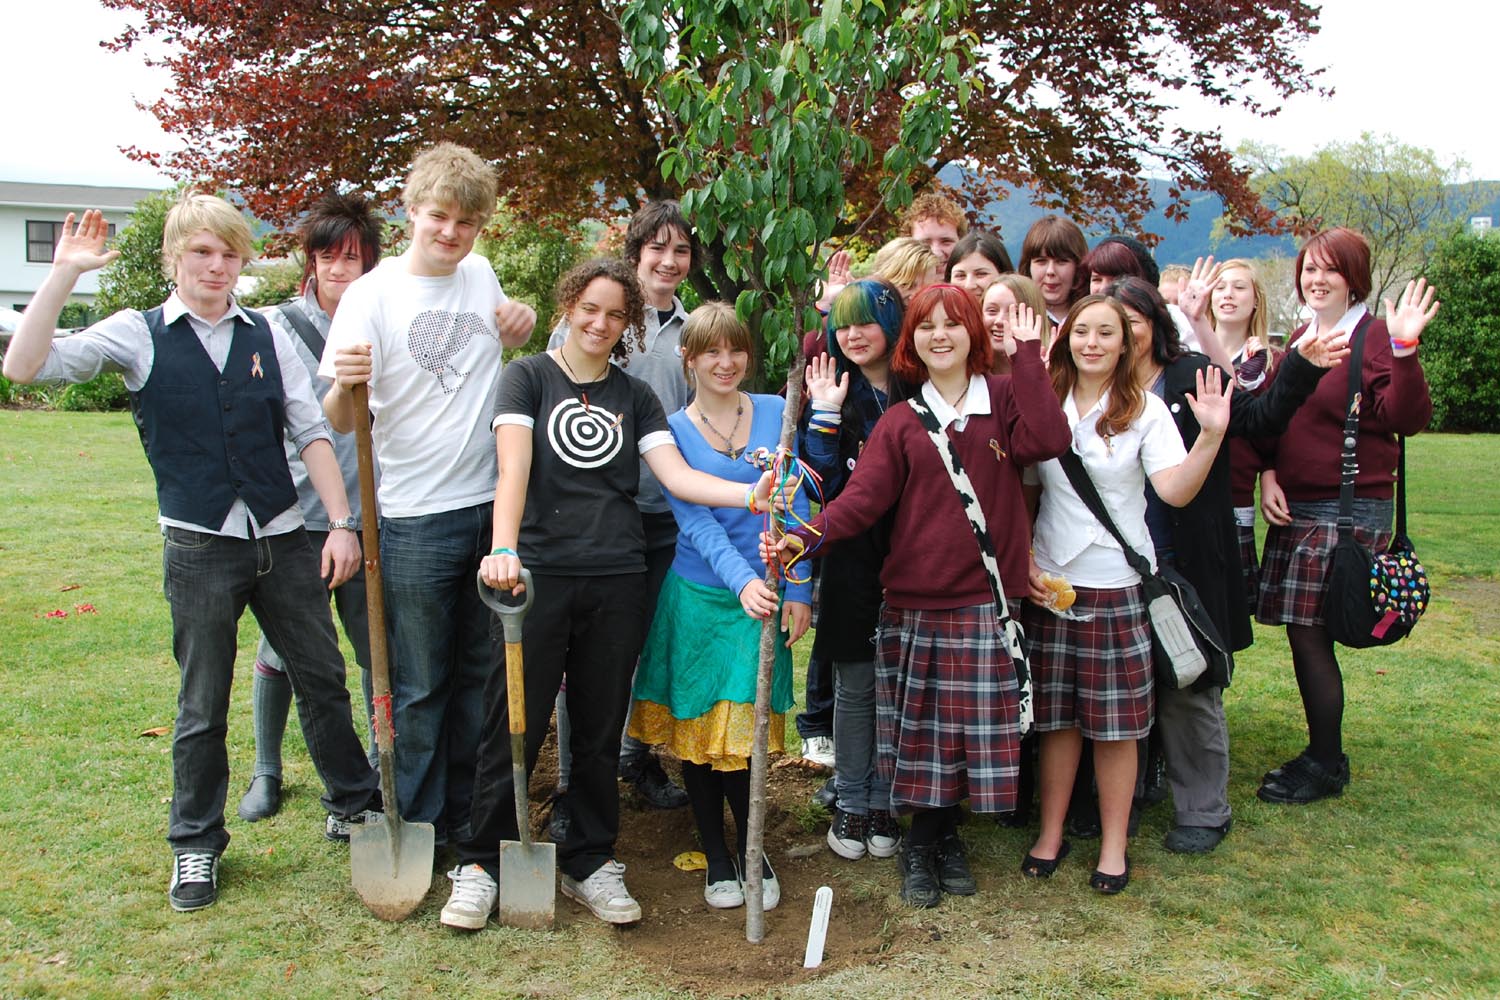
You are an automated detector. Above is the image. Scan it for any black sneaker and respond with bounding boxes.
[826,808,868,860]
[1257,754,1349,805]
[628,756,689,810]
[547,792,572,844]
[936,834,977,895]
[1262,748,1314,785]
[168,851,219,912]
[865,810,902,859]
[899,843,942,908]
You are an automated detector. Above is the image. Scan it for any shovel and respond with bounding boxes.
[349,382,435,921]
[477,568,555,930]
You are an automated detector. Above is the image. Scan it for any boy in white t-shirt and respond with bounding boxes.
[321,143,536,845]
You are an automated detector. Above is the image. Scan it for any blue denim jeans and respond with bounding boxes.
[162,527,379,854]
[379,503,494,843]
[832,658,889,814]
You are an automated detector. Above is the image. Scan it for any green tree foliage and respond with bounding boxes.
[95,187,179,315]
[476,213,593,358]
[1420,229,1500,432]
[1238,134,1488,305]
[237,259,303,309]
[622,0,972,374]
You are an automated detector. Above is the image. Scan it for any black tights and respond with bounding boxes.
[908,804,961,847]
[681,760,755,882]
[1288,623,1344,767]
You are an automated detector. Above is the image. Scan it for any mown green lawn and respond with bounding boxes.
[1,410,1496,999]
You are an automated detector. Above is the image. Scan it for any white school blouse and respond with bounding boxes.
[1027,389,1186,588]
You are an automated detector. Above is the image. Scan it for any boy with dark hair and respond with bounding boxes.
[321,143,536,850]
[238,192,385,824]
[3,196,382,912]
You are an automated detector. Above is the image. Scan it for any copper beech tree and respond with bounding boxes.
[107,0,1322,319]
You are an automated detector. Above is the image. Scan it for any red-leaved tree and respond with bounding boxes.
[106,0,1322,298]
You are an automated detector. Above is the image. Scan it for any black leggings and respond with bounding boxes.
[681,760,754,881]
[1288,623,1344,767]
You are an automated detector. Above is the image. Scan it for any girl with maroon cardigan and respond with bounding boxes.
[767,285,1070,908]
[1254,228,1438,805]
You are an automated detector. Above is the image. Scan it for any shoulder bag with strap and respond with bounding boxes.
[276,301,326,361]
[905,393,1033,735]
[1056,449,1230,691]
[1322,319,1430,647]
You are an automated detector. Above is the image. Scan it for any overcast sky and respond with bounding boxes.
[5,0,1499,190]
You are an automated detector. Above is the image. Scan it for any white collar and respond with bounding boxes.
[1306,301,1368,341]
[162,291,250,328]
[919,373,990,431]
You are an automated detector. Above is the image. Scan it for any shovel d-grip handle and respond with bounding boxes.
[477,568,537,844]
[477,568,534,644]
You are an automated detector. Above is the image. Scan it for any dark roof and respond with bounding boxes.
[0,181,163,211]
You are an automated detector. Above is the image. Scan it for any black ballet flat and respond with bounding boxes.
[1020,839,1071,879]
[1089,855,1131,895]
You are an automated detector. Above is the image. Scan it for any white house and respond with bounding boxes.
[1,181,162,313]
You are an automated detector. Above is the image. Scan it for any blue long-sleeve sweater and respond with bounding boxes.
[664,394,812,605]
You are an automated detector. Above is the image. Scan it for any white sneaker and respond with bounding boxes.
[703,863,744,910]
[561,859,642,924]
[440,864,498,931]
[758,859,782,911]
[801,736,835,769]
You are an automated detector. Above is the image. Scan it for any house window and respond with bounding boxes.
[26,220,116,263]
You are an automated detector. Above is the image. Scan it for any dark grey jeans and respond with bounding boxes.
[162,526,380,854]
[832,658,890,814]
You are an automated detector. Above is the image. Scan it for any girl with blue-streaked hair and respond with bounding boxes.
[797,277,916,865]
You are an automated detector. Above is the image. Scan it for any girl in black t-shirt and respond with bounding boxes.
[445,259,777,932]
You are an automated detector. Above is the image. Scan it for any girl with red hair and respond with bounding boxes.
[1254,228,1437,805]
[766,284,1070,908]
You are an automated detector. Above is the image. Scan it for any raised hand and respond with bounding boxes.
[1008,302,1043,353]
[1296,325,1352,369]
[495,299,537,347]
[1384,278,1441,356]
[827,249,852,287]
[52,211,120,275]
[1176,255,1217,324]
[804,354,848,407]
[1184,364,1231,437]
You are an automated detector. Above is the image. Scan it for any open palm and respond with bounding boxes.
[53,210,120,274]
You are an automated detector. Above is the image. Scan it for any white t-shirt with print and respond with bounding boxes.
[320,252,507,518]
[1028,389,1187,588]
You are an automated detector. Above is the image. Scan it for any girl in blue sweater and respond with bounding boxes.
[630,302,812,910]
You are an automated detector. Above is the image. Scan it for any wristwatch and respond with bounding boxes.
[328,516,359,532]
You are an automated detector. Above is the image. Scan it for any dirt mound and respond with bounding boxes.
[530,735,915,996]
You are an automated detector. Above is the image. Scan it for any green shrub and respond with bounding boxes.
[1421,229,1500,431]
[55,372,130,412]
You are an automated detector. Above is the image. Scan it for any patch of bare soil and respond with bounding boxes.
[528,733,916,997]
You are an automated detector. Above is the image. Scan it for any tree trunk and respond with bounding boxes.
[743,353,805,943]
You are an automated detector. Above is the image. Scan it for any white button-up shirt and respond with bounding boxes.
[1028,388,1186,588]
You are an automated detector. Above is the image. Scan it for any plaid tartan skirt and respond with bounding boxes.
[1022,585,1155,742]
[1235,516,1261,610]
[874,603,1022,814]
[1256,500,1393,627]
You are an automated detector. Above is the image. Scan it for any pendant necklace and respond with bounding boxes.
[557,349,609,412]
[696,393,746,459]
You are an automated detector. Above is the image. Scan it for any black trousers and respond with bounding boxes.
[459,572,647,880]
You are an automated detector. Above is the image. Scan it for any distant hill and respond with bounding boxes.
[940,165,1500,267]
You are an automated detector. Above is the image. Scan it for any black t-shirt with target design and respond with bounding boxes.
[494,353,671,575]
